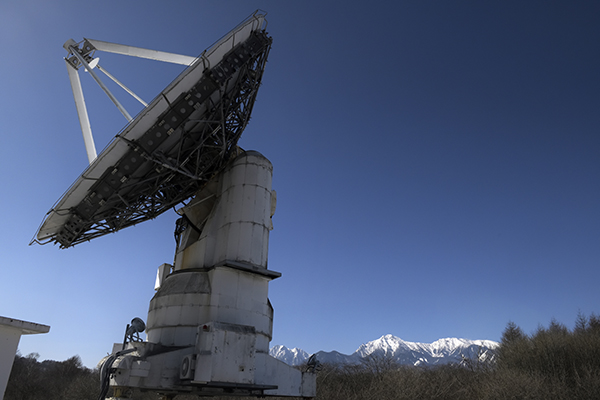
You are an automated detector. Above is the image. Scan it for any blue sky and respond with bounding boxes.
[1,1,599,367]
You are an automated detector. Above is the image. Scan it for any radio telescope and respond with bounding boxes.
[34,11,317,399]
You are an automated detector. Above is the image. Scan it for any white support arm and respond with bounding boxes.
[69,45,133,122]
[65,59,97,164]
[86,38,197,66]
[97,64,148,107]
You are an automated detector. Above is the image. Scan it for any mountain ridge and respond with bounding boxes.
[270,334,499,367]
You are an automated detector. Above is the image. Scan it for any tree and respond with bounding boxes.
[359,352,399,376]
[500,321,526,345]
[4,353,99,400]
[574,311,588,334]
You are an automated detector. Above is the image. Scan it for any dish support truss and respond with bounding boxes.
[36,15,272,248]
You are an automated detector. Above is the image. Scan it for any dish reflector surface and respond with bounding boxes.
[36,13,272,248]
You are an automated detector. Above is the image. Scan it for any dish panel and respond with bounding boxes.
[35,13,272,248]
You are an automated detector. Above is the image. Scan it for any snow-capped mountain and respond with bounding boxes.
[269,345,310,366]
[270,334,498,367]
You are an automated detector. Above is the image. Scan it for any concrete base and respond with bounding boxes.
[102,152,316,398]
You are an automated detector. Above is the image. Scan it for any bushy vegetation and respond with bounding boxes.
[314,312,600,400]
[494,313,600,398]
[6,313,600,399]
[4,353,99,400]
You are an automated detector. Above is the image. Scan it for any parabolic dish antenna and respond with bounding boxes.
[33,12,272,248]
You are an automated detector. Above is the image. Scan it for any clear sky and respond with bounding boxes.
[1,1,599,368]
